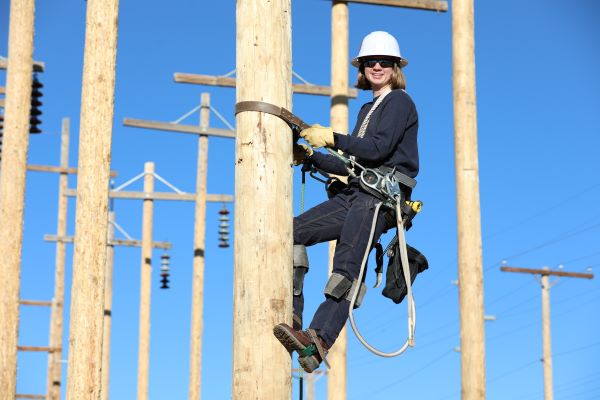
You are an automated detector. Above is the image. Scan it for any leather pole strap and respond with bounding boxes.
[235,101,310,133]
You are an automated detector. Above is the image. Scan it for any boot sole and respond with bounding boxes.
[273,324,307,354]
[298,355,320,373]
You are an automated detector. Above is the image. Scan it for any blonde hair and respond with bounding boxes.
[355,63,406,90]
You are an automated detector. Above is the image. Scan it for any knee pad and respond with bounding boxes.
[293,266,308,296]
[294,244,309,268]
[324,273,367,308]
[293,245,309,296]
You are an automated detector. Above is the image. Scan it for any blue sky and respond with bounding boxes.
[2,0,599,399]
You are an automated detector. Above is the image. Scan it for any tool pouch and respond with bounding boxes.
[382,244,429,304]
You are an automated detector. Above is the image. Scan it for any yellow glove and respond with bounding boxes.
[301,124,334,149]
[293,143,313,166]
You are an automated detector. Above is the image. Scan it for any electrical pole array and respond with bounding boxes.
[124,92,234,400]
[501,265,594,400]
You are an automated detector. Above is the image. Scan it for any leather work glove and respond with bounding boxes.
[293,143,313,166]
[301,124,334,149]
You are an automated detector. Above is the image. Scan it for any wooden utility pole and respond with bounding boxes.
[45,220,172,400]
[452,0,485,398]
[123,92,233,400]
[0,0,35,396]
[46,118,71,400]
[64,165,228,396]
[234,1,293,398]
[137,162,155,400]
[66,0,119,397]
[189,93,210,400]
[328,2,350,399]
[501,266,594,400]
[101,210,116,400]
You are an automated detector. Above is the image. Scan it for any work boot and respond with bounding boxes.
[273,323,330,373]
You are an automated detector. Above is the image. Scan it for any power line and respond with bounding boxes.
[511,371,600,400]
[500,218,600,262]
[360,348,455,397]
[484,183,600,240]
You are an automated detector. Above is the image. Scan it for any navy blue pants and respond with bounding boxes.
[293,185,394,347]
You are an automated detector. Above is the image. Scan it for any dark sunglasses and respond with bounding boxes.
[361,59,396,69]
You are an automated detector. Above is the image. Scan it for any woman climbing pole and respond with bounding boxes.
[273,31,420,373]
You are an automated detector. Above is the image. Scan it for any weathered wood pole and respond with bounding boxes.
[541,268,554,400]
[46,118,70,400]
[65,0,119,397]
[452,0,485,398]
[306,373,316,400]
[0,0,35,395]
[233,0,293,398]
[328,2,349,399]
[137,161,155,400]
[188,93,210,400]
[101,210,116,400]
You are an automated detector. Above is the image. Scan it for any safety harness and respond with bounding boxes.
[235,100,422,357]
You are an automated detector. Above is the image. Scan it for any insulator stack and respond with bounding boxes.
[30,74,43,134]
[218,204,230,248]
[160,252,170,289]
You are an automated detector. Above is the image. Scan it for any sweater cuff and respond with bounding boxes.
[333,132,349,151]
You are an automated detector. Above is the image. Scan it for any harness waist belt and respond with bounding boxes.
[377,166,417,189]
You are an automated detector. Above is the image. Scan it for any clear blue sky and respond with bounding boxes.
[2,0,599,399]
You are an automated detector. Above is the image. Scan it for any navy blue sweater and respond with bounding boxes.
[311,89,419,179]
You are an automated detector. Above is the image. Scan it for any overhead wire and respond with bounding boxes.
[483,183,600,240]
[357,348,455,398]
[511,371,600,400]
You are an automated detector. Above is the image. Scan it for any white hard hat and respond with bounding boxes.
[351,31,408,68]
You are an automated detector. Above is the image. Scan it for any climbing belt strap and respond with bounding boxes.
[235,100,355,175]
[235,101,310,134]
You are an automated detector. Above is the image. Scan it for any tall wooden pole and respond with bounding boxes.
[540,269,553,400]
[233,1,293,398]
[306,373,316,400]
[46,118,70,400]
[65,0,119,397]
[328,2,349,399]
[101,210,116,400]
[0,0,35,395]
[189,93,209,400]
[137,161,155,400]
[452,0,485,398]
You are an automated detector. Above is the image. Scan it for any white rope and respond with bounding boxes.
[172,104,202,125]
[152,172,184,194]
[349,88,392,164]
[113,172,145,192]
[357,88,391,138]
[209,105,235,131]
